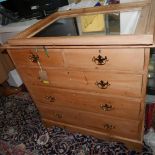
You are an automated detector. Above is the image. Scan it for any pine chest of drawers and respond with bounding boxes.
[7,0,155,150]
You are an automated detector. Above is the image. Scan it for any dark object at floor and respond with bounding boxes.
[0,93,153,154]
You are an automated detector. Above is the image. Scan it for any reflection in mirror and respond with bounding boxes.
[34,18,79,37]
[120,10,140,34]
[34,10,141,37]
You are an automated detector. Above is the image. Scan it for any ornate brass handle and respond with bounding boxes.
[92,54,108,65]
[103,124,115,130]
[28,53,39,63]
[100,104,112,111]
[95,80,110,89]
[45,96,55,102]
[54,113,63,119]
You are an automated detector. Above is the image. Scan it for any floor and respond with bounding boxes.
[0,92,153,155]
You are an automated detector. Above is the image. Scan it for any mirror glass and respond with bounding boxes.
[33,10,141,37]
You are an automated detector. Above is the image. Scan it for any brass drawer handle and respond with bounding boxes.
[92,55,108,65]
[45,96,55,102]
[28,53,39,63]
[54,113,63,119]
[100,104,112,111]
[95,80,110,89]
[103,124,115,130]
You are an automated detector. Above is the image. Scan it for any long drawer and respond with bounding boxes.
[37,105,140,140]
[29,86,142,120]
[18,67,143,97]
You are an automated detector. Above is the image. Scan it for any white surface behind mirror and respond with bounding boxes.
[120,0,141,34]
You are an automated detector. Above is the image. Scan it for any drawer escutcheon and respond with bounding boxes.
[92,54,108,65]
[95,80,110,89]
[103,124,115,130]
[100,104,113,111]
[45,96,56,102]
[28,53,39,63]
[54,113,63,119]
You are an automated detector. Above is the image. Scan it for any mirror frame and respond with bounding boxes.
[7,0,155,46]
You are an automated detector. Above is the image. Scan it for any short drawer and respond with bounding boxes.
[8,48,64,67]
[29,86,142,120]
[18,68,143,97]
[37,105,140,140]
[83,71,143,97]
[64,48,144,72]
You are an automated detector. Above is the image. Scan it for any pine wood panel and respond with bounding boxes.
[64,48,145,72]
[29,86,142,120]
[84,71,143,97]
[9,49,64,67]
[17,67,143,97]
[8,35,153,46]
[37,105,140,140]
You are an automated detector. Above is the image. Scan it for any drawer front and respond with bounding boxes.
[9,49,64,67]
[17,67,85,88]
[37,105,140,140]
[83,71,143,97]
[29,86,142,120]
[18,67,143,97]
[64,48,144,72]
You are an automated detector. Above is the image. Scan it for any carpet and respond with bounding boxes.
[0,93,153,155]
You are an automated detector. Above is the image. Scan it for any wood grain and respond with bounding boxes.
[37,105,140,140]
[29,86,142,120]
[6,0,153,151]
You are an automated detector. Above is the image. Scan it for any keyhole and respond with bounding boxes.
[67,72,72,80]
